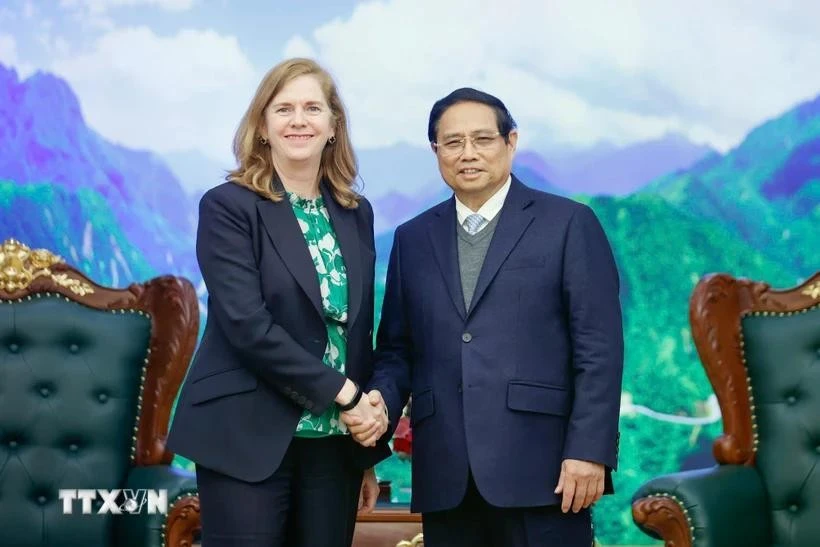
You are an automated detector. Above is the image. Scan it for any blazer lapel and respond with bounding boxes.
[256,192,324,319]
[428,198,467,320]
[467,177,535,318]
[321,183,363,328]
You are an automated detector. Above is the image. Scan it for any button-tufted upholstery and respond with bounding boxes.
[0,296,150,545]
[631,272,820,547]
[0,239,201,547]
[743,308,820,545]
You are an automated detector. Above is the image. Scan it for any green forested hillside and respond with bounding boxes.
[0,181,156,286]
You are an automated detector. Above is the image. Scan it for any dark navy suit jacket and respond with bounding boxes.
[167,180,390,482]
[370,176,624,513]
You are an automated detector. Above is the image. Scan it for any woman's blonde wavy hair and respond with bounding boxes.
[226,58,360,208]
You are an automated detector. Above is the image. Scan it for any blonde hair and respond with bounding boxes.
[227,58,360,208]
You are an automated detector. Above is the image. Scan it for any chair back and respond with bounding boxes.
[0,239,198,546]
[690,272,820,546]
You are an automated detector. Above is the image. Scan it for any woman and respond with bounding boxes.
[167,58,391,547]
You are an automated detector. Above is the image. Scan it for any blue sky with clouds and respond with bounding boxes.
[1,0,357,67]
[2,0,820,190]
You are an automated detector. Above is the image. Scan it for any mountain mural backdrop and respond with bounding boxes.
[0,63,816,545]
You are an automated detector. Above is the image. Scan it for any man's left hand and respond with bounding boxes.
[554,459,605,513]
[358,467,380,514]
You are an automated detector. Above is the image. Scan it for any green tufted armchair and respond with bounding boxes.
[632,271,820,547]
[0,239,201,547]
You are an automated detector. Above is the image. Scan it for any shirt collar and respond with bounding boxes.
[455,175,512,226]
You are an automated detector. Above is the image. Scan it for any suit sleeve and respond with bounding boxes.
[351,197,394,468]
[197,189,346,416]
[368,228,413,435]
[561,205,624,470]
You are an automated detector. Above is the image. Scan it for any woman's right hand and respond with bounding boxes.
[341,390,388,447]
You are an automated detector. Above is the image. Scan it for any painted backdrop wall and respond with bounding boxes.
[1,1,817,544]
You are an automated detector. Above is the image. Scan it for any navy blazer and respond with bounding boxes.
[167,180,391,482]
[370,176,624,513]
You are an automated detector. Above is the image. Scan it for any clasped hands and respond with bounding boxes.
[340,390,388,447]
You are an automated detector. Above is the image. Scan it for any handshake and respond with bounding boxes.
[337,382,389,447]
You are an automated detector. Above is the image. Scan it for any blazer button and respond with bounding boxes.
[461,332,472,343]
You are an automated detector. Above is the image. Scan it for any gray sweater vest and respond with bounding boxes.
[457,214,501,311]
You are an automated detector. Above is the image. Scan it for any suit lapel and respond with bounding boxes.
[467,177,535,318]
[428,198,467,320]
[321,183,363,328]
[256,196,324,318]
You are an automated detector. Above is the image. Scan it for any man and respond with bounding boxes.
[348,88,624,546]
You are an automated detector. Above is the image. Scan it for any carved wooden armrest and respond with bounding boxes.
[632,466,770,547]
[632,495,692,547]
[164,494,201,547]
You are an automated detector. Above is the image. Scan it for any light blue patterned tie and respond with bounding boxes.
[463,213,487,235]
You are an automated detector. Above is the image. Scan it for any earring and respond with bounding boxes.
[258,136,268,145]
[328,136,336,144]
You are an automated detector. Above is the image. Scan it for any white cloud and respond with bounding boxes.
[0,33,19,66]
[59,0,183,29]
[0,32,35,77]
[282,35,318,60]
[51,26,257,165]
[290,0,820,152]
[23,1,36,18]
[60,0,195,13]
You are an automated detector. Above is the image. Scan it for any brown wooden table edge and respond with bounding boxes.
[357,509,422,523]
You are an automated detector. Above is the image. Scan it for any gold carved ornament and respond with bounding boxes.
[396,533,424,547]
[0,239,94,296]
[802,282,820,300]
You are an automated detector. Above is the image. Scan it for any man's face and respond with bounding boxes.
[432,101,517,207]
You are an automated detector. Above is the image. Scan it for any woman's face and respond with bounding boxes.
[261,74,335,166]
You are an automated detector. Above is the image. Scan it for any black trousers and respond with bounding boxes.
[422,471,593,547]
[195,435,363,547]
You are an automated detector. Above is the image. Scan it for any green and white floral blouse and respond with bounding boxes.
[288,192,349,437]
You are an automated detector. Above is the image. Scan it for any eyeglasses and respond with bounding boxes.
[432,132,502,157]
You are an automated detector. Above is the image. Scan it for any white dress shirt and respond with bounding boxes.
[454,175,512,233]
